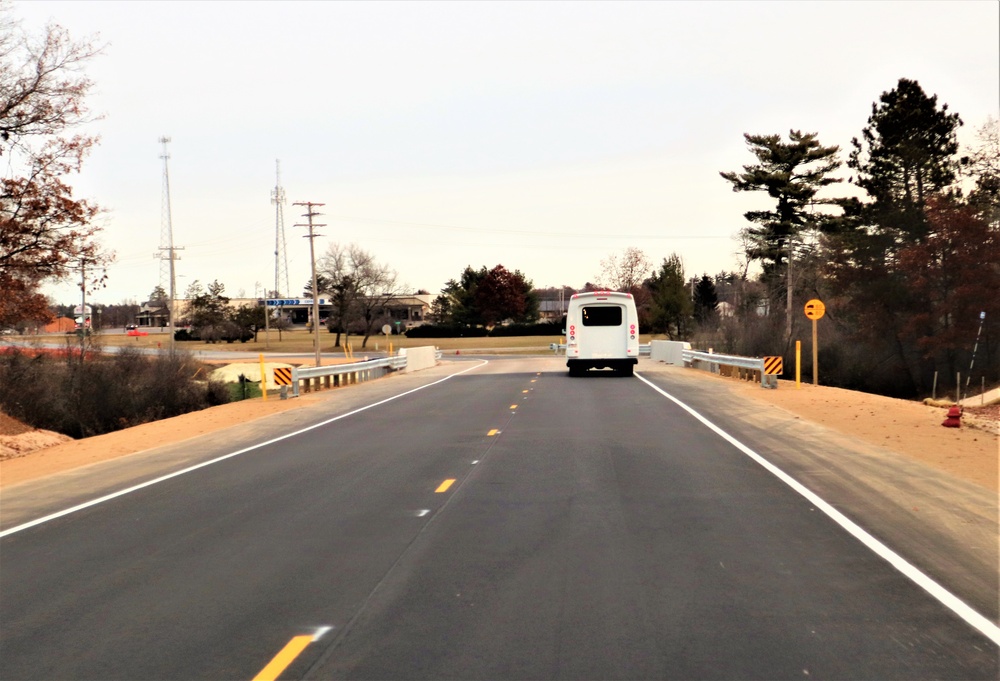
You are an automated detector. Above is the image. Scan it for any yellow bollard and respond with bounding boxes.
[795,340,801,390]
[259,353,268,401]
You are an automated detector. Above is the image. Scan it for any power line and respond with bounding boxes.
[323,214,730,240]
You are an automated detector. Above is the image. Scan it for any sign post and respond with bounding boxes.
[803,299,825,385]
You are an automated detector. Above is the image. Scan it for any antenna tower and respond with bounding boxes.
[271,160,290,297]
[154,136,183,353]
[157,136,176,293]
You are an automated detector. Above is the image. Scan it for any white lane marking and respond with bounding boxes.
[312,626,333,641]
[415,509,431,517]
[635,372,1000,647]
[0,360,490,539]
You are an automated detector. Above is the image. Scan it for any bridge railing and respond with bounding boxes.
[682,349,775,388]
[288,349,442,397]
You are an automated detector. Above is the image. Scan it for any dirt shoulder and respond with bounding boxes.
[723,374,998,492]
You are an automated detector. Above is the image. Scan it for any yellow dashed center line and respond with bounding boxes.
[487,429,499,436]
[510,404,518,410]
[435,479,456,493]
[253,635,313,681]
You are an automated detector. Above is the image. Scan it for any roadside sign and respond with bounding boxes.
[763,356,783,375]
[273,367,293,386]
[382,324,392,335]
[803,299,824,385]
[804,299,825,320]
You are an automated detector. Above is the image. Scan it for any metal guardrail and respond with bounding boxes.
[547,343,770,385]
[289,351,442,397]
[291,356,401,397]
[682,349,775,388]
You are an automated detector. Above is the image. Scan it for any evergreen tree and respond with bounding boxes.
[645,254,691,339]
[185,279,235,342]
[148,285,168,303]
[828,78,967,393]
[721,130,845,285]
[436,266,487,327]
[847,77,963,241]
[693,274,719,324]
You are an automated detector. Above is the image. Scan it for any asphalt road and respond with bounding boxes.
[1,358,996,680]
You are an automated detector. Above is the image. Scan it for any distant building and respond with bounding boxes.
[382,294,434,331]
[136,300,170,328]
[254,294,434,332]
[537,299,568,324]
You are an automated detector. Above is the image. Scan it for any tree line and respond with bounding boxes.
[717,78,998,398]
[2,3,995,399]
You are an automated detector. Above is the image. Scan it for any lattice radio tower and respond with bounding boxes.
[156,136,177,293]
[155,136,183,350]
[271,159,290,297]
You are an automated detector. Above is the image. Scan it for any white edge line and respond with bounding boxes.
[0,360,489,539]
[635,372,1000,646]
[311,626,333,641]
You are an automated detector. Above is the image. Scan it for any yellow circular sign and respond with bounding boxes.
[804,299,826,320]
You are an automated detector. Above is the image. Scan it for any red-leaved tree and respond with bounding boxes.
[898,195,1000,379]
[0,2,109,329]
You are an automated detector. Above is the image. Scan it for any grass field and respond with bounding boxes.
[11,329,665,356]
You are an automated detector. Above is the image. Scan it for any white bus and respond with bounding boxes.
[565,291,639,377]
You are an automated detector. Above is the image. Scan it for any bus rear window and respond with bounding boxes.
[581,306,622,326]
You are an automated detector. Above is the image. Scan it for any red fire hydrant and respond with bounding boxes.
[941,405,962,428]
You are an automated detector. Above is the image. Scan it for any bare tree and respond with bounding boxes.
[351,247,405,348]
[317,243,404,348]
[596,247,652,293]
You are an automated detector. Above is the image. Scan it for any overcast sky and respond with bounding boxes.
[13,0,999,304]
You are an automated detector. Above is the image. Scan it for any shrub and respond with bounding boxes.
[0,347,231,438]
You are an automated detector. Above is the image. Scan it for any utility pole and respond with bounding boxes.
[155,137,184,355]
[78,255,87,356]
[294,201,325,367]
[786,235,794,341]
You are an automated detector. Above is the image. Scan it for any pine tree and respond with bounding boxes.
[721,130,845,282]
[847,77,963,241]
[693,275,719,324]
[645,254,691,339]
